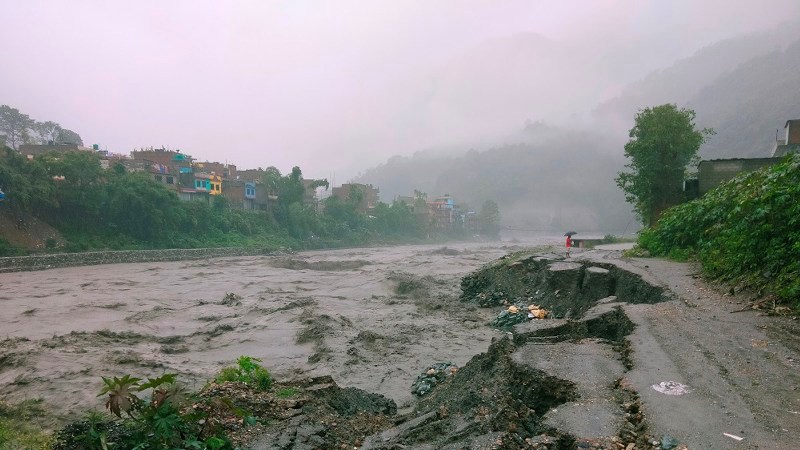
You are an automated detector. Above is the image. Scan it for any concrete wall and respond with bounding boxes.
[787,120,800,145]
[0,247,284,273]
[698,158,779,195]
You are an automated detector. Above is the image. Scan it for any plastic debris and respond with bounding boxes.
[723,432,744,441]
[411,362,458,397]
[492,308,528,328]
[661,435,679,449]
[527,304,549,319]
[651,381,692,396]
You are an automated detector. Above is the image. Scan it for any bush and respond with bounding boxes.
[54,374,232,450]
[215,356,272,391]
[0,237,24,257]
[638,154,800,306]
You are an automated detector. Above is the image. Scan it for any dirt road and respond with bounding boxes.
[611,255,800,449]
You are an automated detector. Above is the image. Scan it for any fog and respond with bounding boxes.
[1,1,796,177]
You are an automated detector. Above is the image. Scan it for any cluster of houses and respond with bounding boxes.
[14,144,480,232]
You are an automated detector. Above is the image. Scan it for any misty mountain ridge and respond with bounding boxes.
[356,126,632,233]
[594,20,800,156]
[355,23,800,232]
[690,38,800,158]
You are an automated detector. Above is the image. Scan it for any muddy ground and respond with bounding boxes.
[2,241,800,449]
[0,242,528,427]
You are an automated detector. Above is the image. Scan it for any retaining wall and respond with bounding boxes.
[0,247,284,273]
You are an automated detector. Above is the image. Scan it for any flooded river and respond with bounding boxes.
[0,241,556,424]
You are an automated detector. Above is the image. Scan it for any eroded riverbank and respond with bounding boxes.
[0,242,523,428]
[3,242,800,449]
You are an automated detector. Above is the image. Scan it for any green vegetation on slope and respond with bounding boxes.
[0,400,52,450]
[0,147,487,254]
[638,153,800,305]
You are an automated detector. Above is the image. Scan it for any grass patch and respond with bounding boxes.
[0,399,52,450]
[276,387,299,398]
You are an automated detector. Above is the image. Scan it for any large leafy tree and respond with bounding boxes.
[0,105,35,150]
[0,147,55,212]
[35,121,62,144]
[104,173,183,241]
[57,128,83,145]
[260,166,282,196]
[615,104,713,226]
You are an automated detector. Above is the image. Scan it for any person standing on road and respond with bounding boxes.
[565,235,572,257]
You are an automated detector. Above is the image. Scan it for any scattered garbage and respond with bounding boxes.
[411,362,458,397]
[651,381,691,396]
[723,432,744,441]
[491,306,528,328]
[491,303,550,328]
[527,304,548,319]
[661,435,679,449]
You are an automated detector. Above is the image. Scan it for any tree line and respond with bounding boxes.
[0,104,83,150]
[0,147,500,254]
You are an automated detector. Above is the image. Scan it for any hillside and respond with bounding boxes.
[0,211,64,254]
[356,130,633,234]
[639,153,800,305]
[358,24,800,234]
[592,24,800,136]
[690,39,800,158]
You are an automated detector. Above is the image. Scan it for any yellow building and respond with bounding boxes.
[194,173,223,195]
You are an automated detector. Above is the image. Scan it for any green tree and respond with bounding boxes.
[260,166,282,196]
[274,166,306,225]
[0,105,35,150]
[38,150,106,222]
[56,128,83,145]
[104,173,183,241]
[479,199,500,238]
[35,120,62,144]
[0,147,55,212]
[615,104,714,226]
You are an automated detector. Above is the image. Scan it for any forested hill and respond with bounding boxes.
[355,131,634,234]
[594,26,800,158]
[690,39,800,159]
[355,25,800,233]
[592,26,800,131]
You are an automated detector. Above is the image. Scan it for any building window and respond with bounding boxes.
[166,176,174,185]
[154,175,163,182]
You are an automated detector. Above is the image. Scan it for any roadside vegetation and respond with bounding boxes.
[615,103,714,226]
[45,357,273,450]
[0,399,52,450]
[637,153,800,307]
[0,146,500,256]
[3,355,392,449]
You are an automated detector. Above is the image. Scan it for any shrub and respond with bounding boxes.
[0,237,24,257]
[54,373,232,450]
[215,356,272,391]
[638,154,800,306]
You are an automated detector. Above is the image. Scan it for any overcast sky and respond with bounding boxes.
[1,0,798,180]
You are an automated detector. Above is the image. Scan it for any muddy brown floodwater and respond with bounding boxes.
[0,242,542,426]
